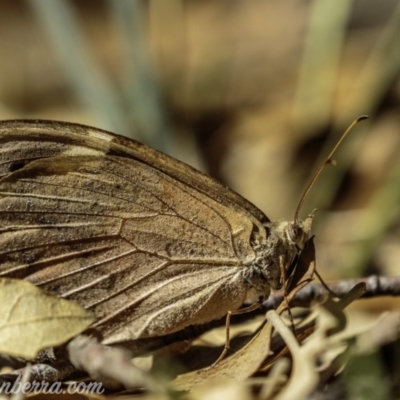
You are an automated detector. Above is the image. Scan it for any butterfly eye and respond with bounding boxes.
[287,223,304,245]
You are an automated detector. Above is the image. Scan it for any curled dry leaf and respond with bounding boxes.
[267,306,337,400]
[268,283,367,400]
[261,282,367,374]
[0,278,94,360]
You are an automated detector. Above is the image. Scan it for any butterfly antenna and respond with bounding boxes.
[294,115,369,222]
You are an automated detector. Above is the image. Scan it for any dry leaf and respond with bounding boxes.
[271,283,366,400]
[0,278,94,359]
[190,382,253,400]
[172,318,274,390]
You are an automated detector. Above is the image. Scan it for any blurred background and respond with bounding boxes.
[0,0,399,305]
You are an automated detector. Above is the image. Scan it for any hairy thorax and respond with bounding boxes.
[242,212,315,302]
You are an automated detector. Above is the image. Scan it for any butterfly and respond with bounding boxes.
[0,119,345,348]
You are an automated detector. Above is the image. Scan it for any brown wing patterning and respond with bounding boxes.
[0,120,267,344]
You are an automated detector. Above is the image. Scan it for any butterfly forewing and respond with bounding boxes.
[0,120,269,344]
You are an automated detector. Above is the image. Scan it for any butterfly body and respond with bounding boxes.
[0,120,312,346]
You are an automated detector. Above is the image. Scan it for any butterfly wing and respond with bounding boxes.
[0,120,269,344]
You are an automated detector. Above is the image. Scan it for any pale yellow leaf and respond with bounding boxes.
[0,278,95,359]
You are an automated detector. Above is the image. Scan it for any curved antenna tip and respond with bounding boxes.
[357,115,369,122]
[294,115,369,221]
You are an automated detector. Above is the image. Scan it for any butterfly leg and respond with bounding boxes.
[279,255,297,336]
[205,300,263,370]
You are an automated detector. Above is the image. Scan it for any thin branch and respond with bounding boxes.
[67,335,165,391]
[271,274,400,308]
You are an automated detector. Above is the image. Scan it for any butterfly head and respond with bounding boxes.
[284,209,316,250]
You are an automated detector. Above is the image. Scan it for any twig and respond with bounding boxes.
[0,362,75,386]
[269,275,400,309]
[67,335,165,391]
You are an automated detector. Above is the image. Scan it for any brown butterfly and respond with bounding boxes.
[0,118,363,348]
